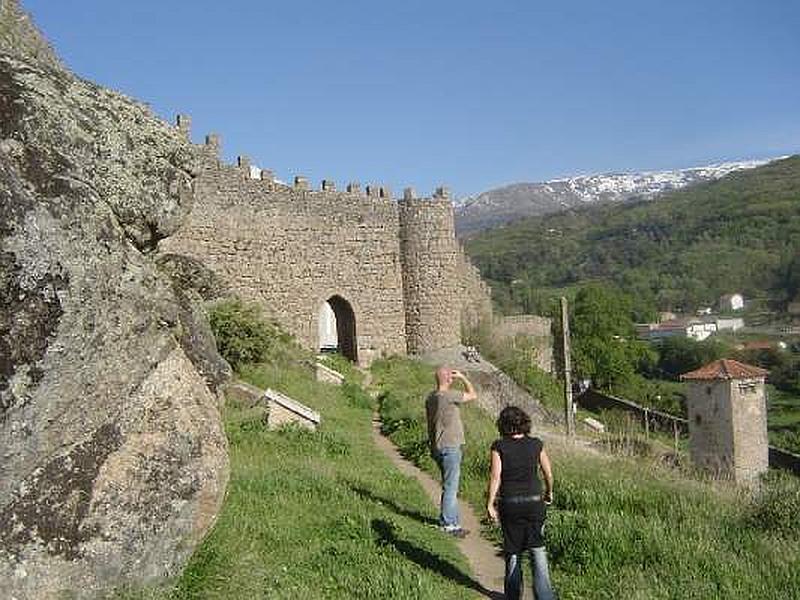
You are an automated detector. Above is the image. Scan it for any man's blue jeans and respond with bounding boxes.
[433,446,462,528]
[505,547,554,600]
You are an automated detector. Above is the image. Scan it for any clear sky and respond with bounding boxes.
[23,0,800,197]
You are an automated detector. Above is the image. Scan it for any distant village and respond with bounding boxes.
[636,292,796,350]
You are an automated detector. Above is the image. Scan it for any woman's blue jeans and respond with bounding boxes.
[433,446,461,528]
[505,546,554,600]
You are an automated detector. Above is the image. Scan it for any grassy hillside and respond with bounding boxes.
[465,156,800,315]
[116,300,800,598]
[117,313,479,599]
[373,357,800,600]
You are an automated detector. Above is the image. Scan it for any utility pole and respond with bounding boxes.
[673,420,679,455]
[560,297,575,437]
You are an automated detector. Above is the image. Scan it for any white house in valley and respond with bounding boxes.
[713,316,745,332]
[719,293,745,312]
[637,318,717,342]
[637,314,745,343]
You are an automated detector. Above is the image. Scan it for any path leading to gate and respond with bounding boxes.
[371,414,535,600]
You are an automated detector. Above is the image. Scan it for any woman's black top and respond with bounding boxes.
[491,435,543,499]
[491,435,547,552]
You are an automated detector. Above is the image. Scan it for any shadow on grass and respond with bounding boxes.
[371,519,502,600]
[349,484,439,526]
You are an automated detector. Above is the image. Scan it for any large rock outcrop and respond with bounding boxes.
[0,2,229,597]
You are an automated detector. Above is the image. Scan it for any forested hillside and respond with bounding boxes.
[465,156,800,316]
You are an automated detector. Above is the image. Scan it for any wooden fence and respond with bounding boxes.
[575,388,688,435]
[576,388,800,476]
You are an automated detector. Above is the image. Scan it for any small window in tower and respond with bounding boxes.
[706,386,712,396]
[695,414,702,425]
[738,380,757,394]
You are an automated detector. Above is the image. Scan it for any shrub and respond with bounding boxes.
[208,299,280,369]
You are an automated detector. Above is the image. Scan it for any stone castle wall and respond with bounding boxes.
[457,242,494,333]
[161,121,493,362]
[492,315,554,373]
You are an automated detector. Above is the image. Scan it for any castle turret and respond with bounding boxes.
[398,188,461,354]
[681,359,769,484]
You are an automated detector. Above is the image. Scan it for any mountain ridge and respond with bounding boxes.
[463,155,800,315]
[456,157,785,235]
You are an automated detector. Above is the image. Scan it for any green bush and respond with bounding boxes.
[209,299,295,369]
[610,374,687,416]
[342,380,373,410]
[656,336,728,380]
[769,428,800,454]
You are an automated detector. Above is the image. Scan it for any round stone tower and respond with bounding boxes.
[398,187,461,355]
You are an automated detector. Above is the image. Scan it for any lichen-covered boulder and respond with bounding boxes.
[0,2,229,597]
[157,253,234,394]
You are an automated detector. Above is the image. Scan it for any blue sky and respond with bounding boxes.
[24,0,800,197]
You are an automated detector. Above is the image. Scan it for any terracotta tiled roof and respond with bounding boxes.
[681,359,769,381]
[742,341,772,350]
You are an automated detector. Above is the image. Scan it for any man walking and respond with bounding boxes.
[426,366,477,537]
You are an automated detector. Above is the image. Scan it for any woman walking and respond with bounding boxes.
[486,406,555,600]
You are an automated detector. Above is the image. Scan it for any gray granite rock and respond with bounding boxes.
[0,4,228,598]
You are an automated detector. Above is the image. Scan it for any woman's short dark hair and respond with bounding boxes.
[497,405,531,436]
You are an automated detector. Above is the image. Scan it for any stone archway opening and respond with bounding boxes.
[318,295,358,362]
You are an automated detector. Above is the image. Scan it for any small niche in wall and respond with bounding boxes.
[738,379,758,394]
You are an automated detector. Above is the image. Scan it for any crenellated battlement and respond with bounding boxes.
[174,114,457,208]
[165,113,492,362]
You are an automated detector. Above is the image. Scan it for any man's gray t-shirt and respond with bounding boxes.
[426,389,466,451]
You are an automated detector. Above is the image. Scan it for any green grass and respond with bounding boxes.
[117,357,482,599]
[317,351,365,384]
[373,356,800,600]
[767,386,800,454]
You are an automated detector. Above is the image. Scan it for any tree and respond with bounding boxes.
[570,284,655,389]
[657,337,727,379]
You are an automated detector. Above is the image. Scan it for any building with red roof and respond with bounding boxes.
[681,359,768,484]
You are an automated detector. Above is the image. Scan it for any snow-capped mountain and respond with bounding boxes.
[455,158,783,236]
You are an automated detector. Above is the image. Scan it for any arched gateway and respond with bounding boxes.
[318,295,358,363]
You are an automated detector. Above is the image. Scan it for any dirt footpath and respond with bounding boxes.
[372,415,537,600]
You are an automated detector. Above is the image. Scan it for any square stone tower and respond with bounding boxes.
[681,359,769,484]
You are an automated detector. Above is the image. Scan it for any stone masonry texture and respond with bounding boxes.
[161,136,494,364]
[686,378,768,483]
[492,315,554,373]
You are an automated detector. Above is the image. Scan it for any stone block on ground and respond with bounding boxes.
[583,416,606,433]
[315,362,345,386]
[265,388,321,431]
